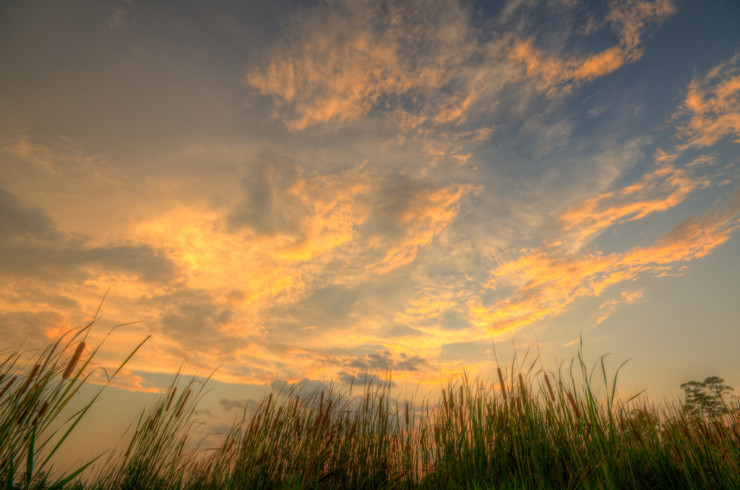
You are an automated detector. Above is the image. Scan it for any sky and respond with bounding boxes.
[1,0,740,469]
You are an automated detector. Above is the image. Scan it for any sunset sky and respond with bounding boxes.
[1,0,739,468]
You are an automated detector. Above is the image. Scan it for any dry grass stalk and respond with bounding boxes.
[0,375,16,399]
[497,367,508,404]
[271,406,282,432]
[32,401,50,426]
[63,342,86,379]
[176,389,191,418]
[544,373,556,402]
[567,392,580,419]
[19,363,41,395]
[516,396,524,419]
[125,430,139,458]
[166,387,177,411]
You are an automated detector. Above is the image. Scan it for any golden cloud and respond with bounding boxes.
[508,0,675,93]
[247,0,675,130]
[676,54,740,149]
[473,196,739,334]
[559,157,710,249]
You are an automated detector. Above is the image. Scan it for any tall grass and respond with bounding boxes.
[2,326,738,488]
[0,311,148,489]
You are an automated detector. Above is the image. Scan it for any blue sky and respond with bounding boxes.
[1,0,739,469]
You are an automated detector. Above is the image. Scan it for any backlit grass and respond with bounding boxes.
[2,324,738,489]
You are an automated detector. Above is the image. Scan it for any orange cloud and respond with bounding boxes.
[247,0,675,132]
[245,0,474,130]
[127,165,471,382]
[606,0,677,51]
[559,157,710,248]
[473,196,739,333]
[366,184,470,274]
[86,367,164,394]
[597,290,643,325]
[676,54,740,149]
[508,0,675,93]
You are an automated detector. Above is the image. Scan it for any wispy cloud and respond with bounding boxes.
[558,156,710,249]
[675,54,740,149]
[246,0,675,131]
[473,191,739,333]
[2,0,737,397]
[597,290,644,325]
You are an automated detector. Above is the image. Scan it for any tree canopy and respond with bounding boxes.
[681,376,734,417]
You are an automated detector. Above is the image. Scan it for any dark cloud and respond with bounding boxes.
[347,351,393,370]
[146,288,241,355]
[270,377,334,399]
[347,350,428,372]
[6,286,81,310]
[383,324,422,337]
[259,284,364,341]
[0,185,176,283]
[0,310,64,347]
[337,371,391,388]
[437,310,470,331]
[359,174,447,243]
[218,397,257,413]
[228,155,310,237]
[0,185,61,242]
[396,353,428,371]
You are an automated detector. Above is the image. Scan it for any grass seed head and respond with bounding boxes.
[544,373,556,402]
[567,392,580,419]
[63,342,86,379]
[19,363,41,395]
[166,387,178,411]
[176,389,191,418]
[497,367,508,403]
[0,375,16,399]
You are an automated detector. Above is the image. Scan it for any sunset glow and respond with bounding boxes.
[1,0,739,471]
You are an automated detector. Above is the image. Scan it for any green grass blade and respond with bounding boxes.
[25,424,35,490]
[48,455,102,490]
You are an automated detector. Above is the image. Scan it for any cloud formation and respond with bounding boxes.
[558,157,710,249]
[676,54,740,149]
[474,192,739,333]
[1,0,737,399]
[0,185,176,284]
[246,0,675,131]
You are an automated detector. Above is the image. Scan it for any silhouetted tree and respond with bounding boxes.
[680,376,733,417]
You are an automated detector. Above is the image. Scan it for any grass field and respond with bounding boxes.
[1,322,738,489]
